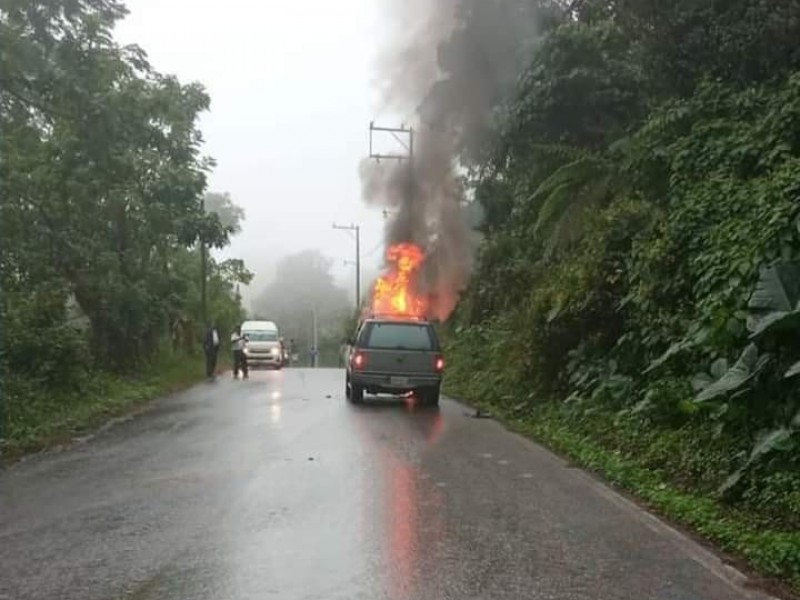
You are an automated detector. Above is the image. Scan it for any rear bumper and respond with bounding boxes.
[350,371,441,392]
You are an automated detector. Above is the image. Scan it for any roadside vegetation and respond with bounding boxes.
[441,0,800,591]
[0,2,250,458]
[3,0,799,589]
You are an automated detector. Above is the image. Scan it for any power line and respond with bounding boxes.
[364,240,383,258]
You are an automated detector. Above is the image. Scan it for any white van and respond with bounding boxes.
[240,320,283,369]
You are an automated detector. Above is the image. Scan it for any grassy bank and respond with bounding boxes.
[2,351,205,462]
[446,375,800,595]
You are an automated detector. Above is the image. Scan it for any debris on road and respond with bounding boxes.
[468,408,493,419]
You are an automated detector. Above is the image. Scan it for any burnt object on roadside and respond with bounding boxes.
[470,408,493,419]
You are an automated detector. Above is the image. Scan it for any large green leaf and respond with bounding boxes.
[694,344,769,403]
[747,263,800,337]
[784,359,800,379]
[527,153,615,249]
[644,339,690,374]
[533,182,574,236]
[691,358,728,391]
[750,428,795,461]
[720,428,796,495]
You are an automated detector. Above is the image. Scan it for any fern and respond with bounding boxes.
[524,151,619,251]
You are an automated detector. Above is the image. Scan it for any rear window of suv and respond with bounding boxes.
[362,322,434,350]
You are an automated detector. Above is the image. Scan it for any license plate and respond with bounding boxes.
[390,376,409,387]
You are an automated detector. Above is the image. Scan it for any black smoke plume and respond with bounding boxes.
[362,0,545,320]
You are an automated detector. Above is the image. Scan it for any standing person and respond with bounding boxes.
[203,323,220,379]
[279,337,287,367]
[231,326,249,379]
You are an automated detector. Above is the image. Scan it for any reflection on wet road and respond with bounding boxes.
[0,370,774,600]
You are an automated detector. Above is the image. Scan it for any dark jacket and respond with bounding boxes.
[203,327,220,352]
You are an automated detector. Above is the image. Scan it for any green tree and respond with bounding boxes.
[442,1,800,577]
[205,191,245,234]
[1,0,249,435]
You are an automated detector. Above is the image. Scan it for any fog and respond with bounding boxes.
[115,0,394,310]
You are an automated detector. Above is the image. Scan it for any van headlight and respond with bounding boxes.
[243,348,249,355]
[271,347,280,356]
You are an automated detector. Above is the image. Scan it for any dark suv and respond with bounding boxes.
[345,317,444,406]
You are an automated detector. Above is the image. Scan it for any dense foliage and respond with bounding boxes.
[444,0,800,583]
[0,0,249,450]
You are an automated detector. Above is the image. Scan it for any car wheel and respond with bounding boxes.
[420,385,440,407]
[350,383,364,404]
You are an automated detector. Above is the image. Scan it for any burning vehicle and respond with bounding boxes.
[345,243,444,406]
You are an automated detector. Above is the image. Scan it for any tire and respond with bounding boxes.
[350,383,365,404]
[420,385,440,407]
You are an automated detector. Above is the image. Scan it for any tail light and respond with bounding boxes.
[352,352,366,369]
[434,355,445,373]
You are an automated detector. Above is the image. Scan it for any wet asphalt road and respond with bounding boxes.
[0,369,777,600]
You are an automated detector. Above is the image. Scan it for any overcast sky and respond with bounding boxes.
[116,0,403,308]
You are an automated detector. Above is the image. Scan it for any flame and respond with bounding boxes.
[371,243,428,319]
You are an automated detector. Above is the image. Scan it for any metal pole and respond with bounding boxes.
[355,225,361,310]
[312,304,318,368]
[368,122,413,161]
[368,123,414,209]
[407,127,414,208]
[333,223,361,312]
[200,195,207,326]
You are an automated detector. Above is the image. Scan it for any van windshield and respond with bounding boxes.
[245,331,278,342]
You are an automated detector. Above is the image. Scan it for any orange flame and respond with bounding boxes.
[371,243,428,319]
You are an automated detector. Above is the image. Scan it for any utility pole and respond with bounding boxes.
[200,195,208,326]
[333,223,361,310]
[311,303,319,368]
[369,122,414,162]
[368,121,414,220]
